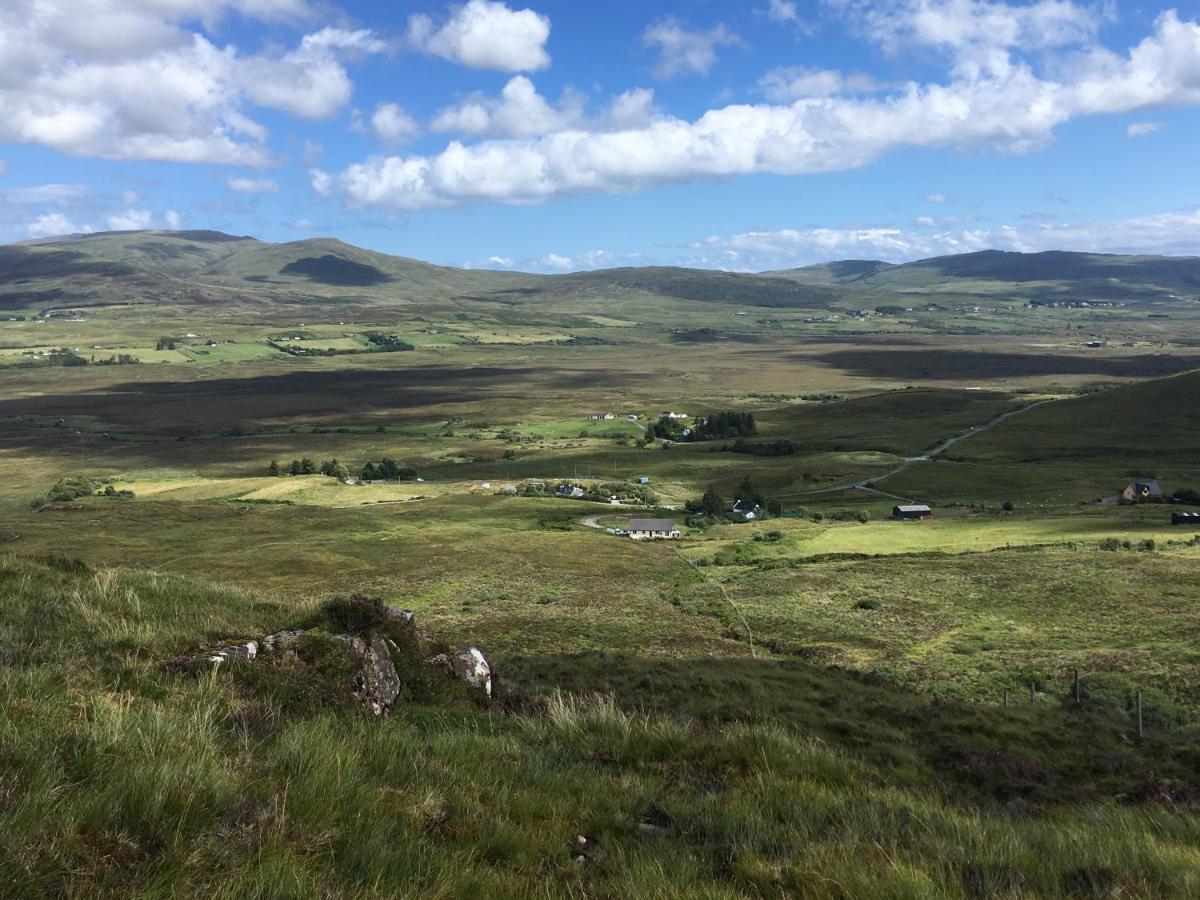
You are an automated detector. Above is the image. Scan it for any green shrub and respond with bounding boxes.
[1073,674,1191,731]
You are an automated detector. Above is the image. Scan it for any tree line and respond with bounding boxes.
[268,456,416,482]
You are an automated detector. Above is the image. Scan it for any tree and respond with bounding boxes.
[767,499,783,517]
[1002,501,1015,512]
[268,460,280,476]
[300,457,316,475]
[362,462,378,481]
[700,486,723,516]
[856,509,871,524]
[331,462,350,481]
[288,459,302,476]
[735,475,765,508]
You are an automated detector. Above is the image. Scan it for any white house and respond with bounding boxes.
[628,518,681,540]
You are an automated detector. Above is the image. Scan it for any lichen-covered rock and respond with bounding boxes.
[351,637,403,716]
[209,641,258,665]
[261,630,305,654]
[429,647,494,697]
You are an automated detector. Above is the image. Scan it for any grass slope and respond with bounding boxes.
[4,553,1200,898]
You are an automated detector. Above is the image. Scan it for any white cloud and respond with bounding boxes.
[407,0,551,72]
[768,0,800,24]
[106,208,153,230]
[370,103,421,145]
[26,212,88,237]
[325,10,1200,213]
[916,215,936,226]
[291,218,314,231]
[1126,121,1164,138]
[165,210,182,229]
[758,66,885,100]
[486,255,514,267]
[692,205,1200,269]
[431,77,655,139]
[0,161,9,175]
[540,253,574,270]
[642,19,742,78]
[926,192,948,203]
[432,76,584,137]
[836,0,1107,78]
[310,169,334,196]
[0,3,381,165]
[228,177,280,194]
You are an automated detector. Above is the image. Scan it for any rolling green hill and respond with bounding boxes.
[772,249,1200,302]
[5,231,1200,318]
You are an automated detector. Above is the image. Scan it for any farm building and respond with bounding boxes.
[731,500,759,521]
[1123,480,1163,502]
[1173,512,1200,525]
[893,504,933,521]
[635,476,651,485]
[628,518,680,540]
[589,412,616,421]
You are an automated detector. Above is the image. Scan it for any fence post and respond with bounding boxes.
[1136,690,1144,739]
[1029,683,1035,705]
[1074,669,1081,705]
[1003,690,1009,709]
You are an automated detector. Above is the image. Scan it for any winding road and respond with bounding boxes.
[795,398,1057,497]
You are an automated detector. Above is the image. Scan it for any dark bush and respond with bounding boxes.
[306,594,390,636]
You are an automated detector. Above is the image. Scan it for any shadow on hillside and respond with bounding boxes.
[814,348,1200,380]
[502,651,1198,808]
[0,362,643,441]
[280,255,393,287]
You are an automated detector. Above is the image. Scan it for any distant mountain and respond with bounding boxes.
[772,249,1200,301]
[3,231,1200,317]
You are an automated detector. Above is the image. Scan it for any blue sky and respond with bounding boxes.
[1,0,1199,271]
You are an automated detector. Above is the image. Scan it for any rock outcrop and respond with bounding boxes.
[168,596,495,715]
[351,637,404,716]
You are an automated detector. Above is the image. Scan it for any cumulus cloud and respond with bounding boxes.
[26,212,87,237]
[926,192,948,203]
[407,0,551,72]
[165,210,182,229]
[106,208,154,230]
[431,77,658,139]
[642,19,742,78]
[0,160,7,175]
[323,10,1200,213]
[691,205,1200,269]
[0,2,381,165]
[370,103,421,145]
[1127,121,1164,138]
[758,66,885,100]
[227,177,280,194]
[835,0,1107,78]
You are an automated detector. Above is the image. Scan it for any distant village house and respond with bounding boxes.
[1123,480,1163,502]
[893,504,933,521]
[628,518,680,540]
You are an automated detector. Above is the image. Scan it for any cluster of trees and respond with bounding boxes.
[645,410,758,443]
[30,476,133,510]
[155,337,178,350]
[269,458,345,479]
[686,476,781,520]
[361,458,417,482]
[94,354,139,366]
[364,333,416,351]
[268,457,416,481]
[553,481,657,505]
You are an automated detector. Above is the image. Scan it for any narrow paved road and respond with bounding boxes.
[796,398,1057,497]
[582,515,604,529]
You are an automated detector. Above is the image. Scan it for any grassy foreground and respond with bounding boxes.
[4,554,1200,899]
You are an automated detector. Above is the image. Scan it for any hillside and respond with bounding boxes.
[773,249,1200,302]
[4,552,1200,897]
[8,230,1200,318]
